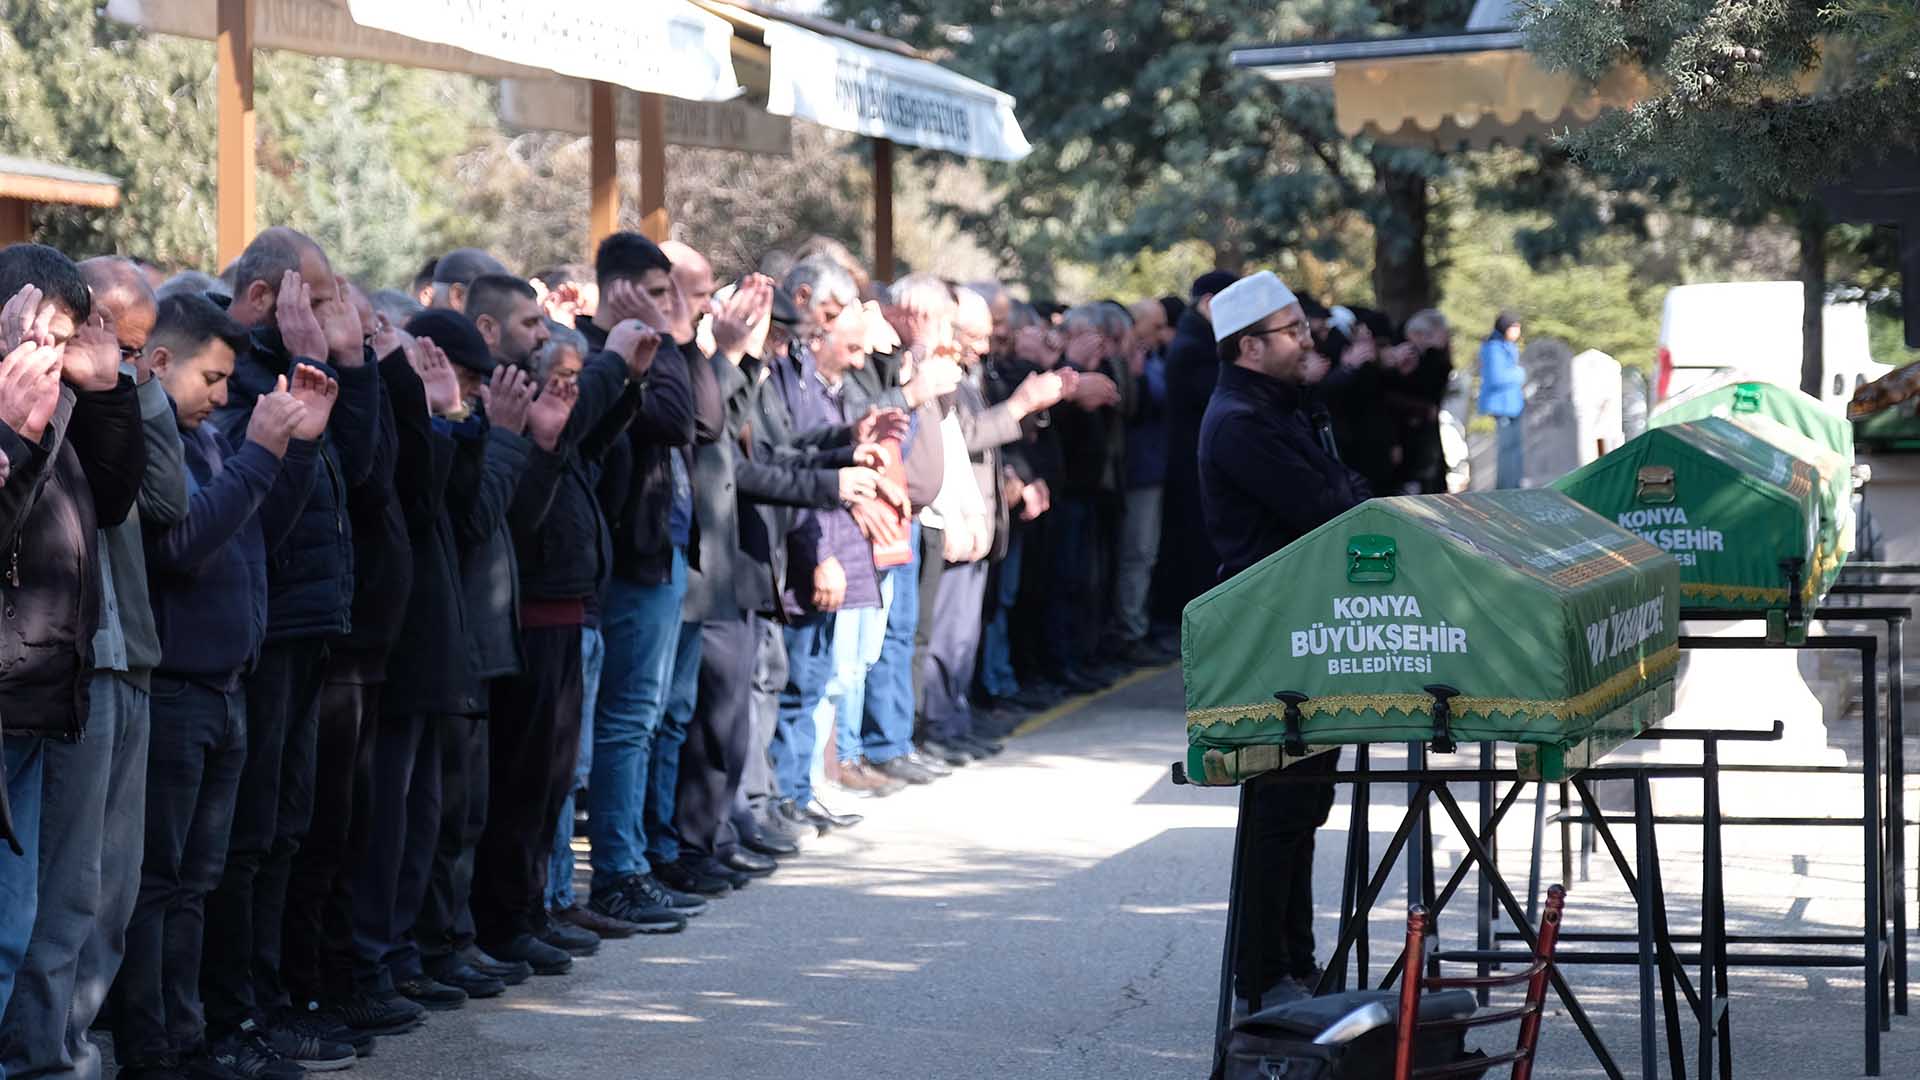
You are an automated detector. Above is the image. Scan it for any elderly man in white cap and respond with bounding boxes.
[1196,270,1369,1010]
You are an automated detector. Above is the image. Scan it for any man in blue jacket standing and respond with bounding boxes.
[1477,312,1526,489]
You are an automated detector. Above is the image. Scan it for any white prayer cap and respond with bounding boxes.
[1210,270,1300,343]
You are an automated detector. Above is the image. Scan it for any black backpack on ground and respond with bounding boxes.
[1221,989,1492,1080]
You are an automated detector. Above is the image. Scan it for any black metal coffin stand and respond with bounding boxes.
[1185,614,1900,1080]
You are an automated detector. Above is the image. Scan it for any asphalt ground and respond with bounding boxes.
[305,665,1920,1078]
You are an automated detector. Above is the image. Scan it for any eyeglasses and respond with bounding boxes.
[1249,321,1310,342]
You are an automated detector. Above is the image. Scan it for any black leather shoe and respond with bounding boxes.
[907,751,953,777]
[874,754,937,785]
[719,848,778,877]
[807,797,863,830]
[485,933,571,976]
[957,733,1005,757]
[539,920,601,957]
[777,798,829,838]
[739,819,801,857]
[394,976,467,1012]
[460,946,531,986]
[918,738,976,766]
[656,856,735,897]
[425,958,506,1000]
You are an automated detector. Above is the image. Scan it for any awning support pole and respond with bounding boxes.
[638,93,668,243]
[588,81,618,257]
[873,137,895,282]
[216,0,256,266]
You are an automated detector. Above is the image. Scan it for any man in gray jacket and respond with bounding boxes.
[2,258,188,1080]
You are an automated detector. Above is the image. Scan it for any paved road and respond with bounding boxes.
[348,666,1920,1079]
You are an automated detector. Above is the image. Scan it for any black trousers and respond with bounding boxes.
[281,654,382,1005]
[673,609,755,859]
[349,713,439,991]
[472,625,582,946]
[203,638,328,1033]
[416,712,488,966]
[1233,750,1340,1000]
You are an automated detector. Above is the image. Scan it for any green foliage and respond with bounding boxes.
[1523,0,1920,207]
[832,1,1469,299]
[1869,304,1920,367]
[1436,168,1666,372]
[0,0,220,264]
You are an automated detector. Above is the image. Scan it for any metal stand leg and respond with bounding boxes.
[1430,786,1627,1080]
[1210,785,1253,1079]
[1560,780,1574,894]
[1356,745,1371,988]
[1529,780,1548,926]
[1864,641,1887,1076]
[1700,734,1732,1080]
[1635,776,1659,1080]
[1636,774,1691,1079]
[1478,742,1495,1005]
[1888,619,1907,1017]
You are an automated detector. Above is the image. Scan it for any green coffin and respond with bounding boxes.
[1182,490,1679,785]
[1725,413,1854,591]
[1652,380,1854,461]
[1553,418,1825,614]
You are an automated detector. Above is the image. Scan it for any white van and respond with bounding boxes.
[1653,282,1890,415]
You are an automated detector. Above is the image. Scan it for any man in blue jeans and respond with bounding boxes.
[0,249,151,1075]
[1477,312,1526,489]
[3,259,191,1080]
[574,233,705,933]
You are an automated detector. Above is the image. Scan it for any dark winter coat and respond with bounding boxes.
[1198,363,1368,583]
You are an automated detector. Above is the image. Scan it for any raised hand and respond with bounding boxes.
[369,313,410,361]
[1064,329,1106,370]
[317,276,366,367]
[1,285,45,352]
[483,364,535,435]
[63,313,124,391]
[853,406,909,445]
[1019,478,1052,521]
[853,442,888,469]
[606,319,661,379]
[526,372,579,452]
[711,275,772,360]
[903,353,962,408]
[0,341,65,442]
[837,465,881,503]
[276,271,327,361]
[1007,368,1069,418]
[1069,371,1120,410]
[1301,351,1331,385]
[407,337,463,417]
[246,374,308,458]
[861,299,901,355]
[288,362,339,440]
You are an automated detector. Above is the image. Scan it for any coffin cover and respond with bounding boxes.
[1554,419,1825,610]
[1652,381,1853,462]
[1182,490,1679,784]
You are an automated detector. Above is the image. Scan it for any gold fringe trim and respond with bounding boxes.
[1681,581,1789,605]
[1186,644,1680,731]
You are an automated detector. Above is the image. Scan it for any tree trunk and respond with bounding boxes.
[1372,165,1434,326]
[1800,205,1827,399]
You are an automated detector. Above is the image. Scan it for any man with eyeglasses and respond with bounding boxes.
[3,256,188,1080]
[1197,270,1368,1010]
